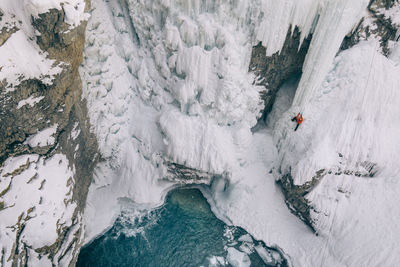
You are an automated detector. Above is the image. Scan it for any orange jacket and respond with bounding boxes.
[296,114,304,124]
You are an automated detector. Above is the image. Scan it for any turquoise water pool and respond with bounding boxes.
[77,188,287,267]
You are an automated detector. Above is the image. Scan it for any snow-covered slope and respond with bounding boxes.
[273,39,400,266]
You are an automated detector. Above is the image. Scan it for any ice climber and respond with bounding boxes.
[291,113,304,131]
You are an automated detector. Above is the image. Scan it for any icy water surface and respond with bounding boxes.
[77,188,287,267]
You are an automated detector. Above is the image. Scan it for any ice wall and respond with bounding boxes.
[256,0,320,56]
[256,0,369,109]
[292,0,369,108]
[81,0,265,241]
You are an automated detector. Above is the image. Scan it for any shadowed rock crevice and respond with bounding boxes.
[249,26,312,121]
[277,169,326,233]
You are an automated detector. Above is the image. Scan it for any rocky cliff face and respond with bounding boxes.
[0,1,97,266]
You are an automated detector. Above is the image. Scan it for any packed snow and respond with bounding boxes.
[227,247,251,267]
[159,109,236,174]
[79,0,400,266]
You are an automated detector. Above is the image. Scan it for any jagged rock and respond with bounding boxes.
[249,26,311,120]
[163,161,217,184]
[340,0,399,55]
[277,169,326,232]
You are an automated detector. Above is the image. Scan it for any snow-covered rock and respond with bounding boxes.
[0,0,97,266]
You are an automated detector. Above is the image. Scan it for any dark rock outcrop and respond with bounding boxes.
[164,161,219,184]
[0,1,97,210]
[249,26,311,121]
[277,169,326,232]
[340,0,399,55]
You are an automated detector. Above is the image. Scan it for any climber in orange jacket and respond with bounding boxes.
[291,113,304,131]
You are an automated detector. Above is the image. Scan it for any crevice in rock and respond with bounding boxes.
[249,26,312,121]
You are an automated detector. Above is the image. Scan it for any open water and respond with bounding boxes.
[77,188,287,267]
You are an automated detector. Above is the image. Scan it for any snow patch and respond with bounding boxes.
[16,95,44,109]
[0,31,63,90]
[70,122,80,140]
[24,0,89,27]
[24,124,58,147]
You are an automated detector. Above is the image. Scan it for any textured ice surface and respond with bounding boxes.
[81,0,264,241]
